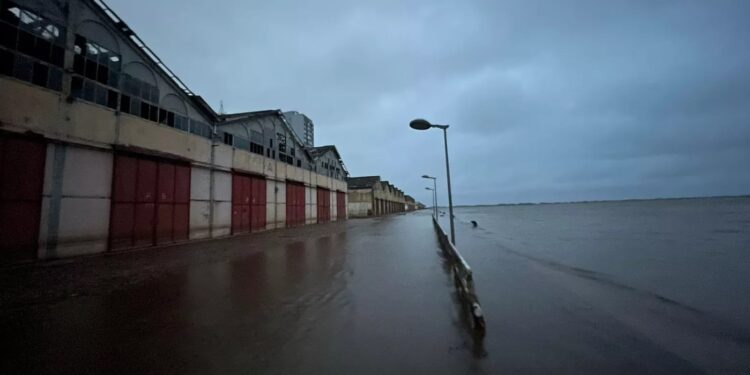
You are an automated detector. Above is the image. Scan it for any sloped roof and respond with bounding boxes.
[310,145,340,160]
[347,176,381,189]
[218,109,280,123]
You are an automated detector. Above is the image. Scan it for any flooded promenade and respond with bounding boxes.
[3,208,749,374]
[2,212,473,374]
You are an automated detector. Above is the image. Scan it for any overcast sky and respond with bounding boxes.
[109,0,750,205]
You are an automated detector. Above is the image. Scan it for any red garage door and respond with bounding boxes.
[110,154,190,250]
[232,173,266,234]
[0,133,46,261]
[286,182,305,227]
[336,191,346,220]
[317,188,331,223]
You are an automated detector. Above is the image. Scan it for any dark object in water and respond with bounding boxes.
[471,220,478,228]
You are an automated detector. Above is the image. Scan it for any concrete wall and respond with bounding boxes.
[348,188,373,218]
[189,166,211,240]
[347,181,407,218]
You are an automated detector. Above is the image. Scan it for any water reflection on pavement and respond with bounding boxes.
[2,212,479,375]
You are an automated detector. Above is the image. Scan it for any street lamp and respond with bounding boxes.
[422,175,438,219]
[410,119,456,245]
[425,186,436,219]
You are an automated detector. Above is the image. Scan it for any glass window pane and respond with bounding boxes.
[50,45,64,67]
[83,79,95,102]
[0,49,14,76]
[97,64,108,85]
[95,84,107,105]
[84,58,97,80]
[32,37,50,61]
[31,61,47,86]
[150,85,159,103]
[73,54,84,74]
[98,49,109,65]
[71,76,83,98]
[120,94,131,113]
[12,53,32,82]
[148,104,158,121]
[47,67,62,91]
[109,55,120,71]
[17,30,34,55]
[131,98,141,116]
[108,70,119,87]
[0,22,18,48]
[140,101,149,120]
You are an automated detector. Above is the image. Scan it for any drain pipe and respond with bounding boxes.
[209,124,217,237]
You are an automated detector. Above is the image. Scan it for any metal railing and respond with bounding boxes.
[432,217,486,334]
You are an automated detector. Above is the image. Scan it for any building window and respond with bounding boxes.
[277,133,286,153]
[158,108,188,130]
[70,34,120,109]
[0,2,65,91]
[223,132,233,146]
[188,120,212,139]
[297,159,301,168]
[119,72,159,121]
[250,142,264,155]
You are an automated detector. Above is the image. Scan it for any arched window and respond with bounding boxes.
[119,62,159,122]
[158,94,188,130]
[0,0,66,91]
[70,21,121,108]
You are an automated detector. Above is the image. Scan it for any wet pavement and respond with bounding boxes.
[2,209,749,374]
[1,212,475,375]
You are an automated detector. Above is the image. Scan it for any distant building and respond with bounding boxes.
[310,145,348,181]
[347,176,419,217]
[282,111,314,148]
[404,195,417,211]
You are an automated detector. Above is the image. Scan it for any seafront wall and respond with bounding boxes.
[431,217,486,333]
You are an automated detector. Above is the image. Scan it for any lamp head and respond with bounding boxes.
[409,119,432,130]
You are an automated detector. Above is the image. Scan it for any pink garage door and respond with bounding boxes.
[0,133,46,261]
[232,173,266,234]
[286,182,305,227]
[317,188,331,223]
[110,154,190,250]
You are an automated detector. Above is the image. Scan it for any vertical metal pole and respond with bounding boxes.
[433,178,438,219]
[432,189,435,219]
[443,127,456,245]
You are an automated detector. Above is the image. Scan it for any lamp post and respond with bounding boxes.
[422,175,438,219]
[425,187,436,219]
[410,119,456,245]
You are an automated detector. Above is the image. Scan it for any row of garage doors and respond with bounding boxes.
[0,132,346,260]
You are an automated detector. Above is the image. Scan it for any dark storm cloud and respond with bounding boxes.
[109,0,750,204]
